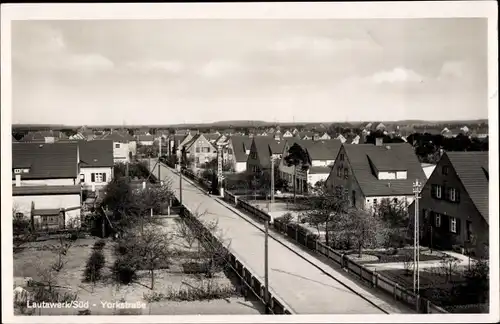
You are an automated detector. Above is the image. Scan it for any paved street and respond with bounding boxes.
[148,159,412,314]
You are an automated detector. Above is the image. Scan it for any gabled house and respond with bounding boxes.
[97,132,136,163]
[296,131,316,140]
[375,123,386,131]
[326,140,426,210]
[137,134,155,146]
[183,134,218,168]
[292,128,300,135]
[227,135,253,173]
[279,139,341,192]
[12,142,82,230]
[78,140,114,192]
[409,152,489,258]
[336,134,347,144]
[69,132,86,141]
[319,132,331,140]
[282,130,294,138]
[350,135,361,145]
[247,137,285,174]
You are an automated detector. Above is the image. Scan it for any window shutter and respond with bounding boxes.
[102,173,107,182]
[91,173,95,182]
[456,218,461,235]
[431,185,436,198]
[456,189,460,203]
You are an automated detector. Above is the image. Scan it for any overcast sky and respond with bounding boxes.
[11,18,488,125]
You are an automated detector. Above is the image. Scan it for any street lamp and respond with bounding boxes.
[412,179,422,296]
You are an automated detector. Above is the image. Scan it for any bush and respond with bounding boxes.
[112,258,137,284]
[276,212,293,224]
[83,250,106,283]
[93,239,106,250]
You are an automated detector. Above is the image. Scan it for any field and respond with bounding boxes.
[13,217,263,315]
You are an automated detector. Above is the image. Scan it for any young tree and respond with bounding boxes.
[49,219,81,272]
[12,208,37,250]
[284,143,310,203]
[132,226,174,290]
[342,208,386,257]
[299,183,350,247]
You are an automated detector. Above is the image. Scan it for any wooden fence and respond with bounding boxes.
[174,197,293,315]
[176,167,448,314]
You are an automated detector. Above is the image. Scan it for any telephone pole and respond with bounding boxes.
[158,136,162,182]
[413,179,422,296]
[270,156,275,212]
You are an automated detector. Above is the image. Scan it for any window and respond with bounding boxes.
[351,190,356,206]
[339,154,345,161]
[393,198,398,204]
[344,168,349,179]
[202,147,210,153]
[15,212,24,218]
[466,220,472,241]
[435,213,441,227]
[442,166,449,175]
[373,199,378,205]
[448,187,459,202]
[228,148,233,154]
[14,169,21,174]
[432,185,442,199]
[195,147,200,153]
[115,143,120,148]
[337,167,342,177]
[91,173,106,183]
[450,217,457,233]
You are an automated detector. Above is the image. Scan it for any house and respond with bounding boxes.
[279,139,342,192]
[296,131,316,140]
[336,134,347,143]
[12,142,82,229]
[204,133,222,144]
[97,132,136,163]
[183,134,218,168]
[247,136,285,174]
[18,132,46,143]
[319,132,331,140]
[409,152,489,258]
[326,139,426,210]
[78,140,114,192]
[375,123,386,131]
[282,130,294,138]
[271,131,283,141]
[350,135,361,144]
[137,135,155,146]
[69,132,86,141]
[292,128,300,135]
[227,135,253,172]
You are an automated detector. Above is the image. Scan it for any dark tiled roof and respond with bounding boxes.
[12,142,78,179]
[32,208,62,216]
[252,137,279,168]
[79,140,114,168]
[204,133,221,141]
[343,143,426,197]
[99,132,135,143]
[12,185,81,196]
[446,152,489,223]
[137,135,155,141]
[230,136,252,162]
[309,166,332,174]
[305,140,342,161]
[269,140,286,154]
[367,148,408,171]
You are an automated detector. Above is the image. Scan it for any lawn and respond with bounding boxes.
[376,268,466,290]
[13,217,263,316]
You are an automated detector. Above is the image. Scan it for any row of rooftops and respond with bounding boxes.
[12,140,114,180]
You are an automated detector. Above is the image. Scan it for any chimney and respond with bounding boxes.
[15,174,21,187]
[375,137,384,146]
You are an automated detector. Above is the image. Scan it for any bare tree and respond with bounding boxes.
[49,218,81,272]
[402,253,414,276]
[439,256,459,282]
[12,206,37,251]
[175,218,197,249]
[131,226,174,290]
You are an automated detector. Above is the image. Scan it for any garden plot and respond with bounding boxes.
[13,217,263,315]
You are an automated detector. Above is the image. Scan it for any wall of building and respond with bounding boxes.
[364,195,415,211]
[13,194,81,227]
[311,159,335,167]
[235,161,247,173]
[79,166,113,190]
[422,164,436,179]
[113,141,130,162]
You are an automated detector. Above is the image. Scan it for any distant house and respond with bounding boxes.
[350,135,361,145]
[336,134,347,144]
[319,132,331,140]
[137,135,155,146]
[279,139,342,191]
[326,141,426,210]
[69,132,86,141]
[296,131,316,140]
[204,133,222,144]
[282,130,294,138]
[183,134,218,168]
[409,152,489,258]
[12,142,81,230]
[227,135,253,173]
[98,132,136,163]
[292,128,300,135]
[78,140,114,192]
[271,132,283,141]
[375,123,386,131]
[246,137,285,174]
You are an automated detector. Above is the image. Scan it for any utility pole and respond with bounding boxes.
[413,179,422,297]
[217,144,224,197]
[270,156,275,212]
[179,161,183,206]
[158,136,162,182]
[264,215,269,314]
